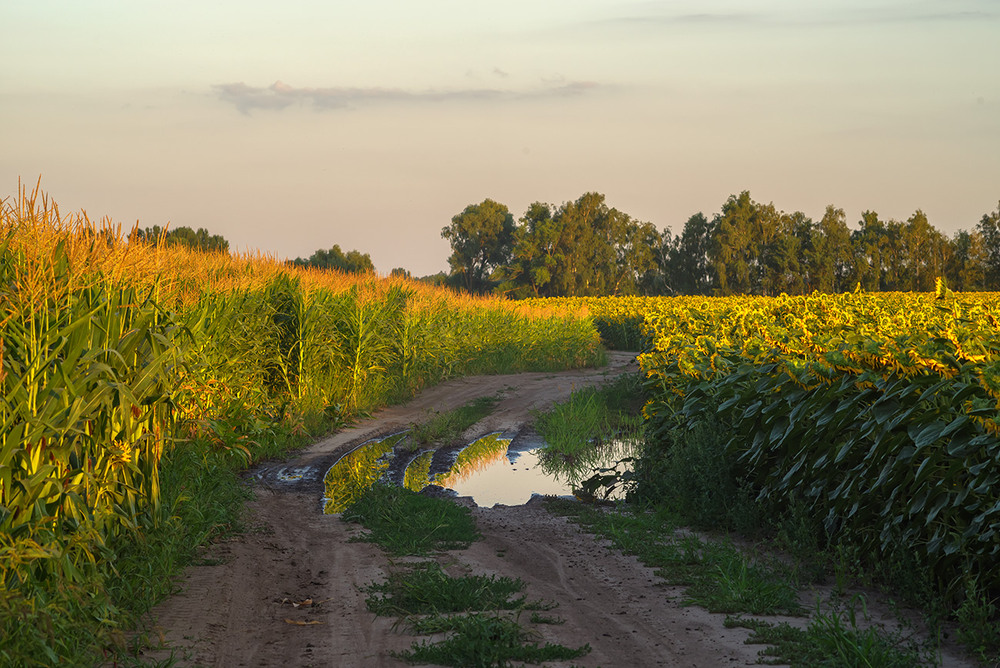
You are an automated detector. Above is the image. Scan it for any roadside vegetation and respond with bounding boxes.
[407,394,503,450]
[343,484,590,667]
[534,297,1000,666]
[0,186,602,666]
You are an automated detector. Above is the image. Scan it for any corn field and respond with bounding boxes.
[0,184,602,663]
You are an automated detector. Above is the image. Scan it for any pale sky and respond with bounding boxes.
[3,0,998,275]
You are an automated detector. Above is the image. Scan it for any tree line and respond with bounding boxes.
[133,225,230,253]
[441,192,1000,296]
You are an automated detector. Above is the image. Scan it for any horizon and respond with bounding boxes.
[3,0,998,276]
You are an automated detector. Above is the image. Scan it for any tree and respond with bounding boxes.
[807,205,852,293]
[849,211,886,290]
[902,210,945,292]
[293,244,375,273]
[667,213,716,295]
[496,202,560,298]
[763,211,807,295]
[712,192,780,295]
[135,225,229,253]
[947,230,987,291]
[441,199,515,294]
[389,267,412,280]
[976,201,1000,289]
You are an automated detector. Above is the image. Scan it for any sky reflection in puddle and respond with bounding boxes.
[322,432,636,512]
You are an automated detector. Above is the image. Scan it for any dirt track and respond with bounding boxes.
[144,352,772,667]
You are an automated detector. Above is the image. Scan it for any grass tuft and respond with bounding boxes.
[407,394,503,450]
[365,562,529,616]
[394,613,590,668]
[342,484,479,555]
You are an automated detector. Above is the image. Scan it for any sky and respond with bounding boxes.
[2,0,998,276]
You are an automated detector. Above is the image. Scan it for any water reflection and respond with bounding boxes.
[449,438,638,507]
[433,433,510,488]
[321,431,637,512]
[322,432,406,513]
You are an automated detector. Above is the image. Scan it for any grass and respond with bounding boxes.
[546,499,801,616]
[394,613,590,668]
[532,374,645,464]
[342,484,588,667]
[547,497,951,666]
[408,394,503,450]
[364,562,548,616]
[727,595,938,667]
[342,484,479,556]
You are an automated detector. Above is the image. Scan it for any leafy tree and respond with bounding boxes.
[441,199,515,294]
[848,211,887,290]
[496,202,561,298]
[947,229,987,291]
[712,192,781,295]
[807,205,852,293]
[902,210,946,292]
[134,225,229,253]
[763,211,808,295]
[389,267,412,280]
[497,193,663,297]
[976,201,1000,289]
[293,244,375,273]
[667,213,715,295]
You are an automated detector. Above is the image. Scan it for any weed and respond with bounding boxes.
[394,613,589,668]
[342,484,479,555]
[408,395,502,450]
[533,374,645,464]
[365,562,529,616]
[546,499,801,616]
[729,595,938,667]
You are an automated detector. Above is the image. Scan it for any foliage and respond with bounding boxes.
[133,224,229,253]
[394,613,589,668]
[453,191,1000,297]
[441,199,516,295]
[364,561,528,616]
[0,183,602,665]
[496,192,665,298]
[637,290,1000,601]
[291,243,375,274]
[408,395,501,449]
[342,485,479,555]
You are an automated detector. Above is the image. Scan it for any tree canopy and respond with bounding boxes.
[441,199,516,294]
[442,191,1000,297]
[292,244,375,274]
[134,225,229,253]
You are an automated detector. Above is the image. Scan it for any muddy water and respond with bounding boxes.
[322,432,637,511]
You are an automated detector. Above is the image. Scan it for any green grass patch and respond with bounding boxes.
[342,484,479,555]
[533,373,645,464]
[394,613,590,668]
[364,562,537,616]
[727,595,938,667]
[545,499,801,617]
[408,394,503,449]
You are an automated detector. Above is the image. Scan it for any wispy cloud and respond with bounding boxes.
[213,79,600,114]
[595,1,997,30]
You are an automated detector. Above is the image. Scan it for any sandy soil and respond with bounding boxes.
[143,353,973,667]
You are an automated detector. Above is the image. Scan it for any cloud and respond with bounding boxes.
[593,1,996,30]
[213,79,600,114]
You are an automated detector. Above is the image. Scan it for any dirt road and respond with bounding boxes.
[145,352,769,667]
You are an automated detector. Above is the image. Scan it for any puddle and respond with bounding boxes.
[322,431,637,512]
